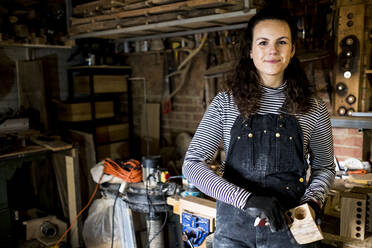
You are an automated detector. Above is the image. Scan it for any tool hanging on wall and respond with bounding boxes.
[161,33,208,114]
[162,48,175,114]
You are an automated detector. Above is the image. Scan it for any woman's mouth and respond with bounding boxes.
[265,60,280,64]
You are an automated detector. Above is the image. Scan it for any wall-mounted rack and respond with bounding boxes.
[66,0,257,41]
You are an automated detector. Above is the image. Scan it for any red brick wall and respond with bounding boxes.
[332,127,364,161]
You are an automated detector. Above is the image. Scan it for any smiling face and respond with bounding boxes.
[250,19,295,88]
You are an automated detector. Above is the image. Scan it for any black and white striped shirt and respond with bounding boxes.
[183,83,335,209]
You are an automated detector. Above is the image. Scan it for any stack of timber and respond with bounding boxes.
[70,0,263,39]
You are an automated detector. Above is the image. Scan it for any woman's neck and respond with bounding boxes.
[260,74,284,88]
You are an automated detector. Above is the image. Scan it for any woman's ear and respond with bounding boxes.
[250,50,253,59]
[291,44,295,58]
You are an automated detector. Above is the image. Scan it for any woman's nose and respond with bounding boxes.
[268,43,279,54]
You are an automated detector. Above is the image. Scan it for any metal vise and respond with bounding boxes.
[181,212,210,247]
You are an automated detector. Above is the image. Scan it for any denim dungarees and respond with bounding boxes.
[213,113,310,248]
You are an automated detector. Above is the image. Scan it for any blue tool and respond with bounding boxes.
[181,212,210,247]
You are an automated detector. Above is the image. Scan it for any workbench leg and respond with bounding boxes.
[65,148,82,247]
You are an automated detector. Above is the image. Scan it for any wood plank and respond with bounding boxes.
[73,0,125,16]
[68,65,131,70]
[69,7,240,36]
[340,192,367,240]
[66,152,80,247]
[30,136,73,152]
[350,187,372,232]
[0,41,73,49]
[0,145,47,159]
[74,0,232,17]
[70,8,225,35]
[70,9,254,40]
[71,0,240,26]
[67,130,96,215]
[167,195,181,215]
[287,203,323,245]
[179,196,216,218]
[348,173,372,185]
[151,0,184,4]
[123,1,148,11]
[124,0,146,4]
[141,103,160,155]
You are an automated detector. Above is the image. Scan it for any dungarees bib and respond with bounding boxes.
[213,113,309,248]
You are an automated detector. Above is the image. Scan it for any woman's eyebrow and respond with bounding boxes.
[255,37,269,41]
[255,36,290,40]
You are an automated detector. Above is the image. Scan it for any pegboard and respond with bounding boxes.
[334,3,365,115]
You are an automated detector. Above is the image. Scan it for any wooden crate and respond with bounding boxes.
[57,101,114,122]
[96,123,129,144]
[74,75,128,94]
[97,141,130,160]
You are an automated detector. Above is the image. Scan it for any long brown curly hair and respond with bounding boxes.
[228,8,315,117]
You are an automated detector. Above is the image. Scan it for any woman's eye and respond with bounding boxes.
[258,41,267,46]
[278,40,288,45]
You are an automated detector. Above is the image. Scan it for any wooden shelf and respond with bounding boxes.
[0,42,73,49]
[68,65,132,70]
[331,116,372,129]
[70,9,256,41]
[64,66,134,161]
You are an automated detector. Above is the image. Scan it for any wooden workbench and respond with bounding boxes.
[168,194,372,248]
[0,135,81,248]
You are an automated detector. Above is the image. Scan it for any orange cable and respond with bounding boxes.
[53,171,104,247]
[53,158,142,247]
[103,158,142,183]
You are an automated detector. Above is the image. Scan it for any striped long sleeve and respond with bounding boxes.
[183,83,335,209]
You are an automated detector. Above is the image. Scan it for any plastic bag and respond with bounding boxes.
[82,197,120,248]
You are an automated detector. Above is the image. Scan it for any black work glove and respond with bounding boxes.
[306,200,322,226]
[243,195,286,232]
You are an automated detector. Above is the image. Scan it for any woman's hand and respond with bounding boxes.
[244,195,286,232]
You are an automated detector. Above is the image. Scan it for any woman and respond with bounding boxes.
[183,7,335,248]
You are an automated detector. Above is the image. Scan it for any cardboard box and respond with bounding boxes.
[96,123,129,144]
[58,101,114,122]
[74,75,127,94]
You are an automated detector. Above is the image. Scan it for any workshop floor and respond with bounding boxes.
[17,240,45,248]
